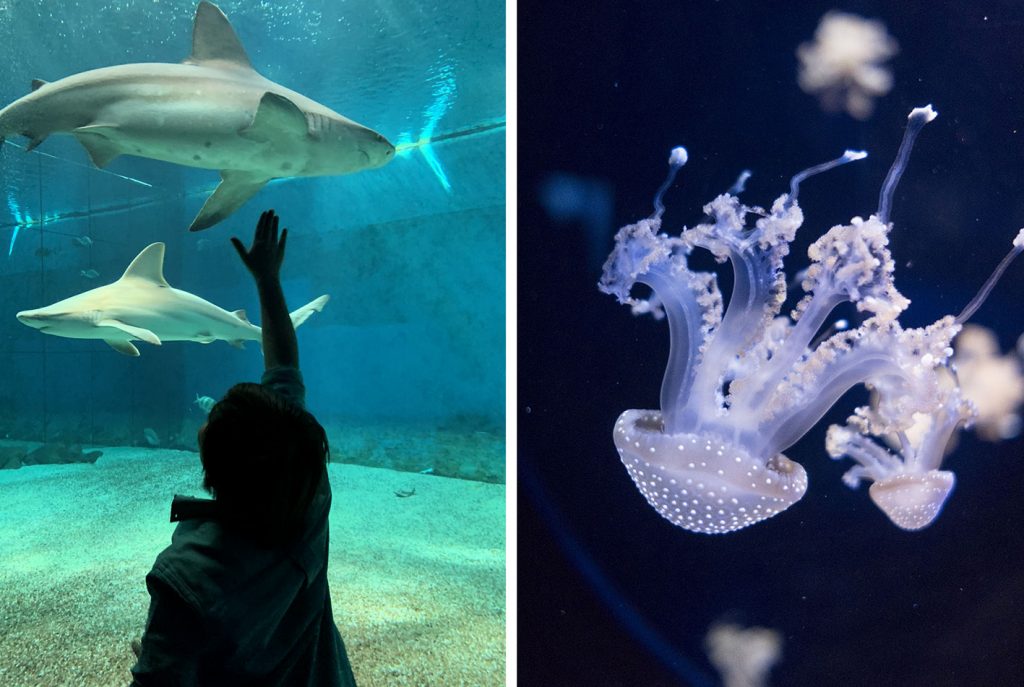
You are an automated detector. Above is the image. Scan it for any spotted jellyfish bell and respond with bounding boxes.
[869,472,956,531]
[615,410,808,535]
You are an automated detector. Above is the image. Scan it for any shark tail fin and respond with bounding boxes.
[289,295,330,330]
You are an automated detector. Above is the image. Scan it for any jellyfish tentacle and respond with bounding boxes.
[877,105,937,223]
[651,146,688,221]
[788,149,867,206]
[955,229,1024,324]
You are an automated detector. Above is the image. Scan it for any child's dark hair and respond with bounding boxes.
[199,382,328,545]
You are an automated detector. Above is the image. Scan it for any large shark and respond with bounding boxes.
[0,1,394,231]
[16,242,329,356]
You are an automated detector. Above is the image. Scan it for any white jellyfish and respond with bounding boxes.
[706,621,783,687]
[952,324,1024,440]
[797,11,898,120]
[600,106,1024,533]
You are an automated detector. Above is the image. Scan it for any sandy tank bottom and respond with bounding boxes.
[0,442,505,686]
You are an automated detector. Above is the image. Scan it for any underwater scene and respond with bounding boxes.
[0,1,505,685]
[520,1,1024,686]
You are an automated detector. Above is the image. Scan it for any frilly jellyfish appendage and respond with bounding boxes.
[600,106,1023,534]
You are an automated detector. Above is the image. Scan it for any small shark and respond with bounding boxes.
[0,1,394,231]
[16,242,329,356]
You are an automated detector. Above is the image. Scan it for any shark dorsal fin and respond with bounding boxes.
[120,243,170,286]
[232,309,250,323]
[184,1,253,70]
[31,79,48,92]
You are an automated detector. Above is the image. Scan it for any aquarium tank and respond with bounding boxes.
[520,1,1024,686]
[0,1,505,685]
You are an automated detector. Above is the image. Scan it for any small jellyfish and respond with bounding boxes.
[829,235,1024,531]
[797,11,898,120]
[826,383,968,532]
[953,324,1024,440]
[705,621,783,687]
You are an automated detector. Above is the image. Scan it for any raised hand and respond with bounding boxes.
[230,209,288,283]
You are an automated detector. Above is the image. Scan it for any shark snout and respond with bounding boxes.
[360,131,395,169]
[16,310,47,329]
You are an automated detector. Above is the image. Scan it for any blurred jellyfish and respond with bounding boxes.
[797,11,898,120]
[539,172,615,272]
[953,325,1024,440]
[705,621,782,687]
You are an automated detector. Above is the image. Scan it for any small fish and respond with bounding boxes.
[80,268,99,279]
[72,236,94,247]
[394,487,417,498]
[34,247,53,257]
[143,427,160,446]
[193,394,216,413]
[195,238,211,252]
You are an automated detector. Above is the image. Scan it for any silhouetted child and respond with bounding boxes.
[129,210,357,686]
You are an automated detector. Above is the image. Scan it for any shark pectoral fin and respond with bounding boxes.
[72,125,122,168]
[30,79,48,92]
[189,171,268,232]
[25,137,45,152]
[97,319,162,346]
[239,92,308,143]
[289,294,330,329]
[106,340,140,356]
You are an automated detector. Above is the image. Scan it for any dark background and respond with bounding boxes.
[519,1,1024,685]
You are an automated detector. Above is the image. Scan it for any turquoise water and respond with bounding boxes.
[0,2,505,684]
[0,0,505,480]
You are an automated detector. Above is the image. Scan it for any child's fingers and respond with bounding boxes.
[229,237,248,262]
[257,210,273,240]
